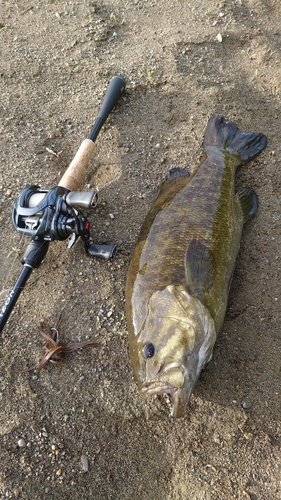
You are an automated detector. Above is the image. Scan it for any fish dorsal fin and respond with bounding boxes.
[185,238,213,302]
[154,168,190,200]
[236,187,258,222]
[166,167,190,181]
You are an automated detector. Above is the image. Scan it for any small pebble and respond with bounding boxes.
[81,454,89,472]
[241,396,252,409]
[244,432,254,441]
[213,434,221,444]
[17,438,26,448]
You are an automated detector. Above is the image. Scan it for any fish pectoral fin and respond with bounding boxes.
[237,187,258,222]
[185,238,213,301]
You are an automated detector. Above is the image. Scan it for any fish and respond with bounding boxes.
[125,114,267,418]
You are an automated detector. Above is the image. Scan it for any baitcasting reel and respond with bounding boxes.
[12,184,115,258]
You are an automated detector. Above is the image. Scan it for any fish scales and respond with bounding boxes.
[126,114,267,417]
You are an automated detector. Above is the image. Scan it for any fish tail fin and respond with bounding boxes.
[204,114,267,163]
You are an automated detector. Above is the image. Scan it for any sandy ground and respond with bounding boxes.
[0,1,280,499]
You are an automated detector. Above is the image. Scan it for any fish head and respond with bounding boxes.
[134,285,216,417]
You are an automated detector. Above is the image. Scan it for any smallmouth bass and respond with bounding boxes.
[125,114,267,418]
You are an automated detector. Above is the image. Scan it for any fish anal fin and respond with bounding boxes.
[237,187,258,222]
[185,239,213,302]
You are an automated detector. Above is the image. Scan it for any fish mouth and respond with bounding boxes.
[141,362,187,418]
[141,382,185,418]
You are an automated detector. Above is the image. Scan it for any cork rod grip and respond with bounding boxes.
[58,139,95,191]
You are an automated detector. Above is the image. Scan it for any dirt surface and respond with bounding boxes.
[0,1,280,499]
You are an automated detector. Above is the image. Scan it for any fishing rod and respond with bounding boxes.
[0,75,126,334]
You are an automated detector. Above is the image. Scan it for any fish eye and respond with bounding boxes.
[142,342,155,359]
